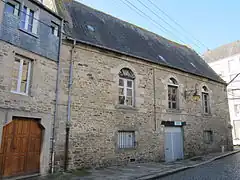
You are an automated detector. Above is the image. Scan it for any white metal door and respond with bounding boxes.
[164,127,184,162]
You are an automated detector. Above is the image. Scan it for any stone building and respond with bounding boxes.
[54,0,233,171]
[0,0,61,178]
[0,0,233,178]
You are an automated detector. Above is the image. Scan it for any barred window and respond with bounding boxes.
[168,78,178,109]
[118,68,135,106]
[203,130,213,144]
[117,131,136,149]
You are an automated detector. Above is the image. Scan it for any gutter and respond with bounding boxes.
[51,19,64,174]
[64,38,76,171]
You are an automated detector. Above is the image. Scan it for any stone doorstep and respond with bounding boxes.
[3,173,40,180]
[136,150,240,180]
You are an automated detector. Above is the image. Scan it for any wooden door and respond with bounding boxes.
[0,118,42,178]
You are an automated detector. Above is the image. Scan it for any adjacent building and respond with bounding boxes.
[0,0,233,178]
[203,40,240,145]
[0,0,61,178]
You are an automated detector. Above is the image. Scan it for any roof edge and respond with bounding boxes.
[31,0,63,19]
[65,37,226,85]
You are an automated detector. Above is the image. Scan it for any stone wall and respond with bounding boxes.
[56,41,233,170]
[0,40,57,174]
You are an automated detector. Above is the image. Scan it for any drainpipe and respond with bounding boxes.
[51,19,64,174]
[64,38,76,171]
[153,68,157,131]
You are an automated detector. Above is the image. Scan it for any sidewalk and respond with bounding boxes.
[29,150,240,180]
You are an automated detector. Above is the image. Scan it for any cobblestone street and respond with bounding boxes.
[158,153,240,180]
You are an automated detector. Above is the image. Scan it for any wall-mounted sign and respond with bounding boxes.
[174,121,182,126]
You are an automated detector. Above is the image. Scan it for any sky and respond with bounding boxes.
[76,0,240,54]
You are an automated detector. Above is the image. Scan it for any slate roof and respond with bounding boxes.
[203,40,240,63]
[58,0,224,84]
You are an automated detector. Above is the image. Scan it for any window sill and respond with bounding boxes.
[11,91,28,96]
[115,104,137,111]
[116,147,137,152]
[166,109,182,113]
[202,113,212,117]
[19,28,39,38]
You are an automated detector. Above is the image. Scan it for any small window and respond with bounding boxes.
[51,22,59,37]
[203,130,213,144]
[234,104,240,117]
[117,131,136,149]
[20,6,38,34]
[168,78,178,109]
[118,68,135,106]
[202,86,210,114]
[4,0,20,16]
[11,55,32,95]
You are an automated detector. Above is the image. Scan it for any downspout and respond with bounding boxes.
[153,68,157,131]
[51,19,64,174]
[64,38,76,171]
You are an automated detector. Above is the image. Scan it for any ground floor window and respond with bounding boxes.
[203,130,213,144]
[117,131,135,149]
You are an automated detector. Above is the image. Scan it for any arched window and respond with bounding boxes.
[118,68,135,106]
[202,86,210,114]
[168,77,178,109]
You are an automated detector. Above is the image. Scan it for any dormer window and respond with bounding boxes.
[4,0,20,16]
[51,22,59,37]
[19,3,39,34]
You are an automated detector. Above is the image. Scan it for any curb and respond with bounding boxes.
[136,150,240,180]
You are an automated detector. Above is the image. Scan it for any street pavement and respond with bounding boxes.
[158,153,240,180]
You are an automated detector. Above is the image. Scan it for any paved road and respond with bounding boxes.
[158,153,240,180]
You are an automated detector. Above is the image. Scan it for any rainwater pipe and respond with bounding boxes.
[51,19,64,174]
[153,68,157,131]
[64,38,76,171]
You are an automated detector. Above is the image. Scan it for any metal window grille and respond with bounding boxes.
[118,131,135,149]
[203,130,213,144]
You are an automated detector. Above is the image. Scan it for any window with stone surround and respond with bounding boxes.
[118,68,135,106]
[11,55,32,95]
[117,131,136,149]
[168,77,178,109]
[203,130,213,144]
[202,86,210,114]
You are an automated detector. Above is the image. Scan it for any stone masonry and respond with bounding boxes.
[0,40,57,174]
[54,41,233,170]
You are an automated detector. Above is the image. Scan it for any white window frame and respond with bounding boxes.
[118,78,134,106]
[5,0,20,16]
[11,57,32,95]
[20,1,39,34]
[51,21,59,37]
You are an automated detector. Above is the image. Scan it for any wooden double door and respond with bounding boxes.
[0,118,43,178]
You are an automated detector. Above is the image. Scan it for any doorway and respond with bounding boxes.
[164,127,184,162]
[0,117,43,178]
